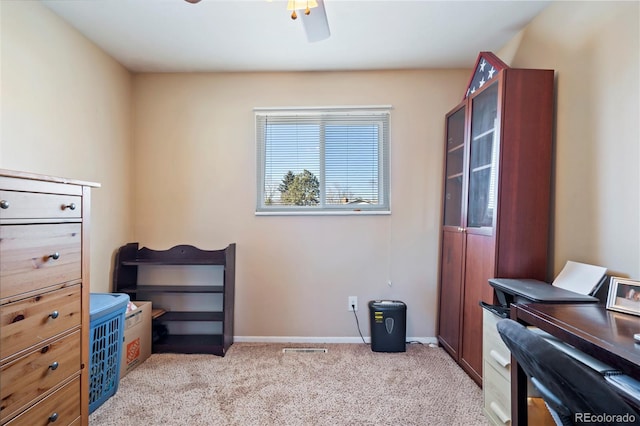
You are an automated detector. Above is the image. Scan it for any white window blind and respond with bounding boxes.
[256,107,390,214]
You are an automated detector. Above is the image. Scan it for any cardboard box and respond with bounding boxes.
[120,301,152,379]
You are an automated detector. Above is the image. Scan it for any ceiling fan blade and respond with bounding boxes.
[301,0,330,42]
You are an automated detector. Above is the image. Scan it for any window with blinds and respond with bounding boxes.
[255,107,390,214]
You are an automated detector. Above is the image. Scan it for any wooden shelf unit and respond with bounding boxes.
[113,243,235,356]
[436,52,554,385]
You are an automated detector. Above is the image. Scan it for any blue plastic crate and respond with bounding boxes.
[89,293,129,414]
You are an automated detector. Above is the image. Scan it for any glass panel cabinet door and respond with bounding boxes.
[443,106,466,227]
[468,82,499,229]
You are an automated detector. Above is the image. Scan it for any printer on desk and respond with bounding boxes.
[484,261,609,317]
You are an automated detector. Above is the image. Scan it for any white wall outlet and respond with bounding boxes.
[348,296,358,311]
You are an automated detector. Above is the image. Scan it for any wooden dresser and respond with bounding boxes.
[0,169,99,426]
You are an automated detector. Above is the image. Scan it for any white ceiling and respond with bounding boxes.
[41,0,552,73]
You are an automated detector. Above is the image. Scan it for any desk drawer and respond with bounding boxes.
[483,309,511,382]
[0,223,81,300]
[484,362,511,426]
[0,191,81,221]
[0,330,80,423]
[3,377,80,426]
[0,286,81,360]
[484,344,511,382]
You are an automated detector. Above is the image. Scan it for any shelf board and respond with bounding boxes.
[158,311,224,322]
[448,143,464,153]
[152,308,166,320]
[120,285,225,294]
[121,259,225,266]
[472,127,496,141]
[471,164,492,173]
[153,334,225,355]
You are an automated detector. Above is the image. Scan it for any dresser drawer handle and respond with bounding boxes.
[489,401,511,424]
[62,203,76,211]
[490,349,510,368]
[0,199,9,209]
[12,314,25,323]
[49,311,59,319]
[48,252,60,260]
[49,361,59,371]
[48,412,59,423]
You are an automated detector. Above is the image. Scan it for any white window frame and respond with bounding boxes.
[255,106,391,215]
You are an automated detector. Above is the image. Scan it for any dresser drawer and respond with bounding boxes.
[3,377,80,426]
[0,191,81,221]
[0,223,81,300]
[0,286,81,360]
[0,330,81,423]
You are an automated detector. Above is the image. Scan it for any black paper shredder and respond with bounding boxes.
[368,300,406,352]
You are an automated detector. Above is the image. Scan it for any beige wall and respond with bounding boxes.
[132,70,468,339]
[500,1,640,279]
[0,1,133,292]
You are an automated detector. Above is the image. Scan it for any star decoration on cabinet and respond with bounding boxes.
[464,52,508,99]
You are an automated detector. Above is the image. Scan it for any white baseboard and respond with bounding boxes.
[235,336,438,345]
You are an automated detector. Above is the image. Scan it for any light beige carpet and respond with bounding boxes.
[90,343,487,425]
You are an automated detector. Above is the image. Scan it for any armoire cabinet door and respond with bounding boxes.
[460,232,496,383]
[437,229,464,358]
[467,82,499,230]
[443,106,466,228]
[437,104,467,359]
[458,81,500,384]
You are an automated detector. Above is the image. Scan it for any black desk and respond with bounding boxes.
[511,303,640,425]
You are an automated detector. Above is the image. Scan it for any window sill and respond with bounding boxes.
[255,210,391,216]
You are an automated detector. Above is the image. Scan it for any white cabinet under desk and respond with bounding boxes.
[483,308,561,426]
[483,308,512,426]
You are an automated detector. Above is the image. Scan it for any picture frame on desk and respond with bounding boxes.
[606,277,640,316]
